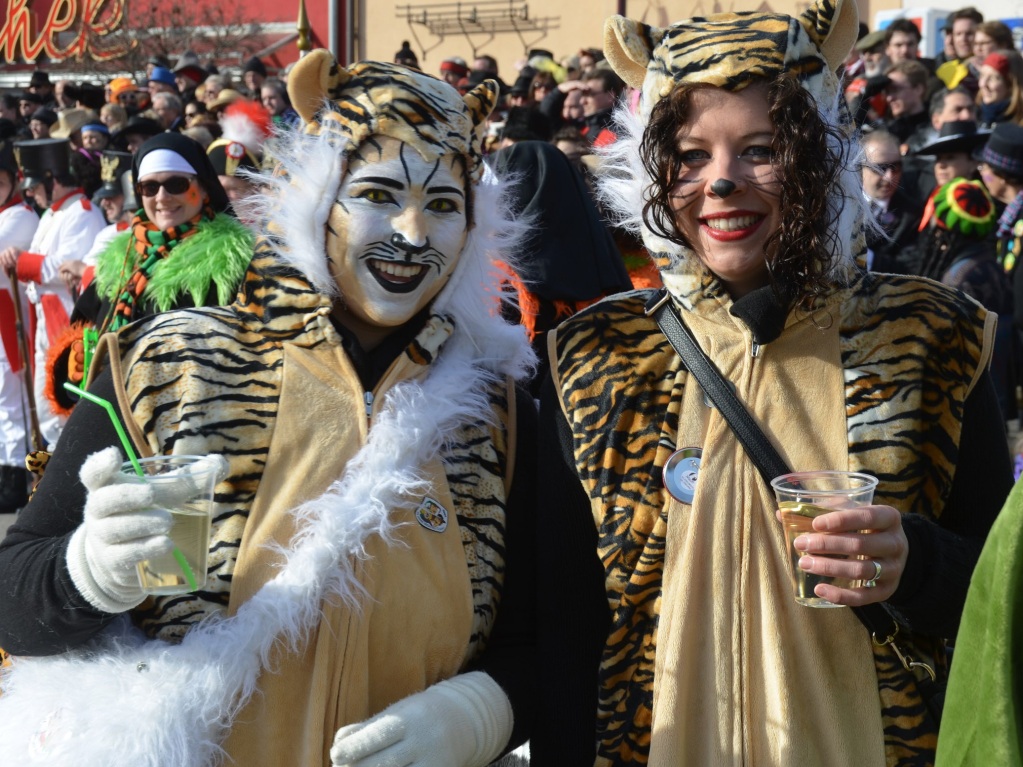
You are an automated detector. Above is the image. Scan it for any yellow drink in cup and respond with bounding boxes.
[771,471,878,608]
[135,500,212,594]
[116,455,224,596]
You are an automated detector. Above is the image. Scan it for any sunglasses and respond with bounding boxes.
[137,176,194,197]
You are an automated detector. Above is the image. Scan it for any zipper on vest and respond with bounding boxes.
[750,341,762,358]
[364,391,374,425]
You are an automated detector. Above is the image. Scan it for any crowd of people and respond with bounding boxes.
[0,51,298,516]
[0,1,1020,765]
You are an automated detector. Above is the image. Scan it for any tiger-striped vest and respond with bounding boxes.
[552,271,993,767]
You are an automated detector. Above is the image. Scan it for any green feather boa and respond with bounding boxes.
[94,214,254,313]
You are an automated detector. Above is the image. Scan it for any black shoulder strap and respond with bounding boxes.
[645,289,789,485]
[644,289,899,643]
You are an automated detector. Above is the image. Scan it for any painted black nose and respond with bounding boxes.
[710,179,737,198]
[391,232,429,256]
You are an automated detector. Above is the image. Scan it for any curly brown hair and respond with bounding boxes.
[640,73,850,302]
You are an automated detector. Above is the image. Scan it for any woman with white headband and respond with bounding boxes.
[45,132,253,415]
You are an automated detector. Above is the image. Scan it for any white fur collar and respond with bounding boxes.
[0,133,534,767]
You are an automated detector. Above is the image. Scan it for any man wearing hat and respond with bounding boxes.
[28,108,57,140]
[80,123,110,154]
[439,57,469,86]
[394,40,420,69]
[110,115,164,153]
[507,74,534,108]
[56,150,136,299]
[27,71,56,109]
[242,57,267,97]
[914,119,990,195]
[50,108,95,148]
[90,149,133,229]
[16,92,44,127]
[206,99,271,221]
[914,178,1014,416]
[979,122,1023,276]
[207,88,243,116]
[0,137,40,512]
[173,50,207,103]
[0,137,105,447]
[147,67,179,97]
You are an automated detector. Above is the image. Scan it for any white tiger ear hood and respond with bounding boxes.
[288,51,498,182]
[597,0,868,280]
[239,54,534,380]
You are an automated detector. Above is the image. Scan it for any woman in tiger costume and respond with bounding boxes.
[533,1,1013,765]
[0,52,536,766]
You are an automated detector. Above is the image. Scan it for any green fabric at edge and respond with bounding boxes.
[935,476,1023,766]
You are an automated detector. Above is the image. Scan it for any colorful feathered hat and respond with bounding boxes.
[207,100,272,177]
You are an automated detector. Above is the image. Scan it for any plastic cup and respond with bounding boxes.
[771,470,878,608]
[115,455,222,596]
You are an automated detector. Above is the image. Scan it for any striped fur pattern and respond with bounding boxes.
[115,250,515,650]
[553,275,989,765]
[443,381,512,657]
[287,52,497,182]
[603,0,858,117]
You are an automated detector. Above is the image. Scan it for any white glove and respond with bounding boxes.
[66,447,226,613]
[330,671,513,767]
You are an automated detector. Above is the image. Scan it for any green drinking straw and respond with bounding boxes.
[63,382,199,592]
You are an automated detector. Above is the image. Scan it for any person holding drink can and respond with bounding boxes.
[0,52,536,767]
[534,1,1013,764]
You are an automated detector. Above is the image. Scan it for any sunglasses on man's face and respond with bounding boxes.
[137,176,194,197]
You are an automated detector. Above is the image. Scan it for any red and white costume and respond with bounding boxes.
[15,189,105,447]
[0,196,39,467]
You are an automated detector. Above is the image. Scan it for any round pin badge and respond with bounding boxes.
[663,447,702,504]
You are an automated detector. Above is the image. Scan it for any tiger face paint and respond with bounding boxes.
[327,135,469,338]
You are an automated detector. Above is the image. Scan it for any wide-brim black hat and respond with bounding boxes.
[13,137,70,189]
[110,116,164,149]
[915,120,990,157]
[981,122,1023,180]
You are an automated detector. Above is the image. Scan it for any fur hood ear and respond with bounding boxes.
[238,122,535,382]
[603,0,858,122]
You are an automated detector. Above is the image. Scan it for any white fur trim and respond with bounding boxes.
[0,123,534,766]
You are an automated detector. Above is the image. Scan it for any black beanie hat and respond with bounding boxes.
[242,57,268,78]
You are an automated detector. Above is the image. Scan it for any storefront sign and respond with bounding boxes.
[0,0,131,63]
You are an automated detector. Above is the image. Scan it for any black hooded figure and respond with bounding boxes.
[489,140,632,392]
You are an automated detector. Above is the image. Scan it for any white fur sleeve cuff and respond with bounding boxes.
[66,525,145,614]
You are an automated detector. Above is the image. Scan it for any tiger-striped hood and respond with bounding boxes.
[239,54,533,383]
[595,0,870,288]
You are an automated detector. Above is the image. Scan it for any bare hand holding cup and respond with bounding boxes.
[773,471,906,608]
